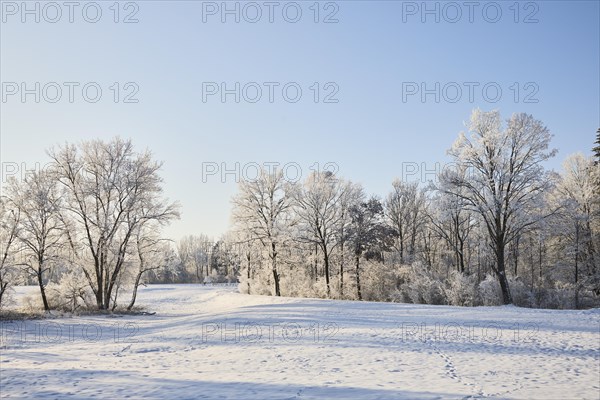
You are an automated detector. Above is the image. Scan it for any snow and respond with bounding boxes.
[1,285,599,399]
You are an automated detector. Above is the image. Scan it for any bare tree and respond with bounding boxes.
[178,234,213,282]
[439,110,557,304]
[555,153,599,304]
[0,201,20,308]
[49,138,180,310]
[3,171,65,311]
[231,168,292,296]
[430,169,476,274]
[385,180,427,264]
[292,171,350,297]
[335,181,363,298]
[128,224,174,310]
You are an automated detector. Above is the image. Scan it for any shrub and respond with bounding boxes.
[46,271,94,312]
[445,271,478,306]
[478,274,502,306]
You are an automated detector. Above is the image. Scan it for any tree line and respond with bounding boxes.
[1,110,599,312]
[227,111,600,308]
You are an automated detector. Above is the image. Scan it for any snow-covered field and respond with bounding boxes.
[1,285,599,399]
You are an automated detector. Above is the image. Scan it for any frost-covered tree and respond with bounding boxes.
[128,226,175,310]
[292,171,351,297]
[177,234,213,282]
[231,168,293,296]
[3,171,65,311]
[428,181,475,274]
[49,138,179,310]
[335,181,364,298]
[0,201,20,309]
[347,197,397,300]
[439,110,557,304]
[555,153,599,304]
[230,229,261,294]
[592,129,600,226]
[593,128,600,163]
[209,237,240,282]
[385,180,427,264]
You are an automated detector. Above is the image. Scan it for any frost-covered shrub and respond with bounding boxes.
[0,286,15,311]
[398,263,447,305]
[206,268,229,284]
[20,293,44,313]
[46,271,94,312]
[445,271,478,306]
[239,266,277,296]
[361,261,398,302]
[577,289,600,309]
[237,268,251,294]
[507,277,534,308]
[478,274,502,306]
[528,277,568,309]
[389,265,414,303]
[533,281,580,310]
[278,268,320,298]
[309,279,331,299]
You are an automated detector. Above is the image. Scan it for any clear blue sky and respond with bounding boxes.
[1,0,599,240]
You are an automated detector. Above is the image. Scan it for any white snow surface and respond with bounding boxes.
[1,284,599,399]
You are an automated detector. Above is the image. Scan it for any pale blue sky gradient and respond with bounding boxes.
[1,0,599,240]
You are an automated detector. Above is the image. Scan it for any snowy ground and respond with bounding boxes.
[1,285,599,399]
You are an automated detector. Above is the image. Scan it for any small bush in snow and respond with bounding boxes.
[46,271,95,312]
[507,277,534,308]
[397,264,447,305]
[445,271,478,307]
[478,275,503,306]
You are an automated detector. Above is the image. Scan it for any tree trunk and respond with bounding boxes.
[495,242,512,305]
[458,235,465,273]
[340,239,345,298]
[271,242,280,296]
[355,254,362,301]
[96,258,105,309]
[399,234,404,264]
[0,281,9,308]
[323,248,331,298]
[313,244,318,281]
[37,263,50,311]
[96,291,104,310]
[513,235,520,276]
[539,239,543,279]
[575,223,580,309]
[477,245,482,283]
[246,253,251,295]
[127,272,143,311]
[529,238,534,293]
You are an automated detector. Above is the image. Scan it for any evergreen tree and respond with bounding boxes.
[593,128,600,163]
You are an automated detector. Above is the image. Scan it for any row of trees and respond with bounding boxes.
[228,111,600,308]
[1,111,598,311]
[1,138,179,311]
